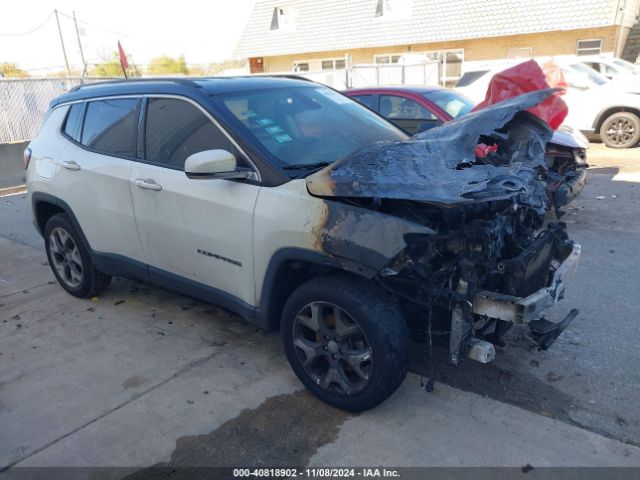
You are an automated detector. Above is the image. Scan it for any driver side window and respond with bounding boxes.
[379,95,436,120]
[145,98,246,170]
[379,95,440,134]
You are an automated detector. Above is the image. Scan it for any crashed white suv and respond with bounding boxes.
[26,77,580,411]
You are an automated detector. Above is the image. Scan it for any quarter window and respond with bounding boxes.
[81,99,138,157]
[63,103,84,142]
[144,98,242,170]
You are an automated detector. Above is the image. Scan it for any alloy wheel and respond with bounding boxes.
[292,301,373,395]
[605,117,636,147]
[49,227,83,288]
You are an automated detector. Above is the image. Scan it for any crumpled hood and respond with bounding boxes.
[307,89,558,211]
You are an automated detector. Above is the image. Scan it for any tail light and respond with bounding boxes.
[23,147,32,169]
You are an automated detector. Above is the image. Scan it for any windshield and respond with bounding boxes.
[422,89,474,118]
[217,86,407,172]
[612,58,640,75]
[568,63,609,86]
[455,70,489,87]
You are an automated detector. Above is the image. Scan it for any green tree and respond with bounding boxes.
[195,59,246,76]
[90,51,136,77]
[1,62,29,78]
[147,55,188,75]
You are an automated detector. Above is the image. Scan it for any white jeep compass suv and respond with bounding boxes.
[26,77,581,411]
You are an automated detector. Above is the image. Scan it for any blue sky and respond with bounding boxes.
[0,0,257,73]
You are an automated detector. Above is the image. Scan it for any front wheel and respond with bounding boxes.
[600,112,640,149]
[281,274,409,411]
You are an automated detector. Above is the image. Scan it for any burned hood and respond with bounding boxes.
[307,89,558,211]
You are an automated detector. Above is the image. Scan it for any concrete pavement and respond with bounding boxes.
[1,145,640,471]
[1,234,638,468]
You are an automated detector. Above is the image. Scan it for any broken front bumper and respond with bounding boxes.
[554,168,588,208]
[472,242,581,324]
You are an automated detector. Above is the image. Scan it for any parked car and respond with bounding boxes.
[580,55,640,80]
[26,77,580,411]
[345,86,588,209]
[456,60,640,148]
[344,86,474,134]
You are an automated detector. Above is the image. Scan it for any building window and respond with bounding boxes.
[424,49,464,86]
[270,6,298,31]
[374,54,402,64]
[375,0,412,18]
[507,47,533,59]
[321,58,346,70]
[293,62,309,72]
[577,39,602,56]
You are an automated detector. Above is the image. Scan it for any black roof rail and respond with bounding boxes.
[69,75,316,93]
[70,77,200,92]
[265,74,315,82]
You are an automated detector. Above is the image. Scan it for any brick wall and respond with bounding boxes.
[260,26,618,72]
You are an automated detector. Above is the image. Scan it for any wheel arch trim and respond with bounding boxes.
[31,192,92,252]
[593,106,640,131]
[257,247,373,331]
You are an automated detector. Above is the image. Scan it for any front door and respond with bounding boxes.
[129,97,260,306]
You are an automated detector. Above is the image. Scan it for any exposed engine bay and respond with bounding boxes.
[307,89,582,366]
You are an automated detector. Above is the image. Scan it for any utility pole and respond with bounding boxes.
[72,11,87,77]
[54,9,71,77]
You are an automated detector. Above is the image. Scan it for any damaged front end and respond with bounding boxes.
[307,89,581,365]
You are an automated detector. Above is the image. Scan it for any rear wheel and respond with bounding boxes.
[281,273,409,411]
[600,112,640,149]
[44,213,111,298]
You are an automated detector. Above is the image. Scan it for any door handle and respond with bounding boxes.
[135,178,162,191]
[61,160,81,171]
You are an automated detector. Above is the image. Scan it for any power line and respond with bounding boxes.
[0,11,53,37]
[56,10,184,48]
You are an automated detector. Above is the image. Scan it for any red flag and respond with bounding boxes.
[117,41,129,69]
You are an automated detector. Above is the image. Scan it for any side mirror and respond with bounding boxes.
[567,78,590,90]
[184,149,251,180]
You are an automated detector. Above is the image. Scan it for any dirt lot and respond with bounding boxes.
[1,144,639,473]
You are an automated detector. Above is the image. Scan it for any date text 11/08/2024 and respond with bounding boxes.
[233,468,401,478]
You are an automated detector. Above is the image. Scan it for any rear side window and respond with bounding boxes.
[145,98,242,170]
[63,103,84,142]
[81,99,138,157]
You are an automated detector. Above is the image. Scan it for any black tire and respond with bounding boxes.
[600,111,640,149]
[44,213,111,298]
[281,273,409,411]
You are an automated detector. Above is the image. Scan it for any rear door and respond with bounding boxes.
[57,97,145,262]
[129,96,260,307]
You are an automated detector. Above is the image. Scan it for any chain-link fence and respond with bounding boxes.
[0,77,115,144]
